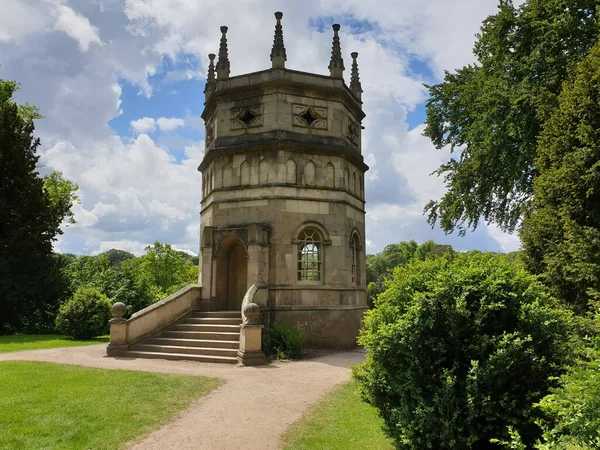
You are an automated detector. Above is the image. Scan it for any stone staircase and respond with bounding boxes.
[126,310,241,364]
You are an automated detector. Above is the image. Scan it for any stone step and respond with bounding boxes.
[145,337,239,349]
[131,344,238,357]
[172,323,241,333]
[180,317,242,325]
[125,350,238,364]
[192,311,242,318]
[161,330,240,341]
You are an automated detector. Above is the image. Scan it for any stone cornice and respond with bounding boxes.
[201,68,365,122]
[198,130,369,172]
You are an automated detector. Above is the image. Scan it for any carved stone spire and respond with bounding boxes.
[204,53,216,96]
[328,24,344,78]
[270,11,286,69]
[216,26,230,79]
[349,52,362,101]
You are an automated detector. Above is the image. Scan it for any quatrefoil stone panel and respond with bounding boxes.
[231,105,263,130]
[292,104,328,130]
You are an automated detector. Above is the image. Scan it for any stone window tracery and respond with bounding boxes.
[297,228,322,282]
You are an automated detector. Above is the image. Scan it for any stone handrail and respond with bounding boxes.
[107,284,201,355]
[241,282,268,325]
[238,283,268,365]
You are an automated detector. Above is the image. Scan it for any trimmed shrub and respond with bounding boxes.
[55,287,111,339]
[353,252,574,449]
[269,322,303,359]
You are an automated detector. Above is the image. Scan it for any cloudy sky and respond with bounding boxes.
[1,0,522,256]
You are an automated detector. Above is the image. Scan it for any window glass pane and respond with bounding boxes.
[297,228,322,281]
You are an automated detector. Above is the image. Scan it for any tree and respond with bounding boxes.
[354,252,573,449]
[0,83,67,333]
[424,0,600,235]
[520,38,600,312]
[99,249,135,268]
[43,171,79,228]
[366,240,453,306]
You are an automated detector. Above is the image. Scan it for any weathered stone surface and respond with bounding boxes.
[198,21,367,349]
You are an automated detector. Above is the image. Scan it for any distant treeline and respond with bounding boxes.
[58,242,199,318]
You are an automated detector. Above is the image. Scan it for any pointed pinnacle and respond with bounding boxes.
[270,11,286,69]
[216,26,230,79]
[204,53,216,95]
[350,52,362,100]
[328,24,344,78]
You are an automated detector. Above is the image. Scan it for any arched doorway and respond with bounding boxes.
[227,240,247,310]
[215,236,248,311]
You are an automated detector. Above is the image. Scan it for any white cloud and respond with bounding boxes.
[130,116,186,134]
[131,117,156,134]
[487,224,521,253]
[156,117,185,132]
[2,0,520,255]
[49,2,103,52]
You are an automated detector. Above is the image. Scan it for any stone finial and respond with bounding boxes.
[350,52,362,101]
[204,53,216,95]
[243,302,261,325]
[111,302,127,320]
[216,26,230,79]
[328,24,344,79]
[270,11,287,69]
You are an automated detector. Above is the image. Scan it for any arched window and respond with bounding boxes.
[286,159,297,184]
[259,159,269,184]
[240,160,250,185]
[221,164,233,187]
[304,160,316,186]
[297,228,322,282]
[324,162,335,187]
[351,233,361,285]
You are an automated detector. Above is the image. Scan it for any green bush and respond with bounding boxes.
[353,252,574,449]
[536,335,600,448]
[269,322,303,360]
[494,332,600,449]
[55,287,111,339]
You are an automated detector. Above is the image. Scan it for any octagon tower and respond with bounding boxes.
[198,12,368,347]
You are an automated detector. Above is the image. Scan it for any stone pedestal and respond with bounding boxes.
[107,317,128,356]
[237,324,265,365]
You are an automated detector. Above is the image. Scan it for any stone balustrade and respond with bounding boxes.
[107,284,202,355]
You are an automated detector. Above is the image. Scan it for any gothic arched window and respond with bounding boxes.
[297,228,322,282]
[351,233,361,285]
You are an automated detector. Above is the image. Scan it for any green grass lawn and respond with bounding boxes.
[0,334,109,353]
[0,361,223,449]
[281,381,394,450]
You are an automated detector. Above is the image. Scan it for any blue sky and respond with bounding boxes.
[0,0,520,255]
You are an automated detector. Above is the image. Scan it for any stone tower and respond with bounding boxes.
[198,13,368,348]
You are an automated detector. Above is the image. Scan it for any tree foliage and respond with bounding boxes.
[424,0,600,235]
[55,287,112,339]
[520,38,600,313]
[354,252,573,449]
[0,82,67,334]
[61,242,198,317]
[366,240,453,306]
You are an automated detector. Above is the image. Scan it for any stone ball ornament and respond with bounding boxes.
[243,302,261,323]
[111,302,127,319]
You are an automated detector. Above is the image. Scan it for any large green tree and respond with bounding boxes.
[424,0,600,235]
[520,39,600,312]
[0,80,75,333]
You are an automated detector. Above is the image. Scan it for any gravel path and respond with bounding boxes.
[0,345,365,449]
